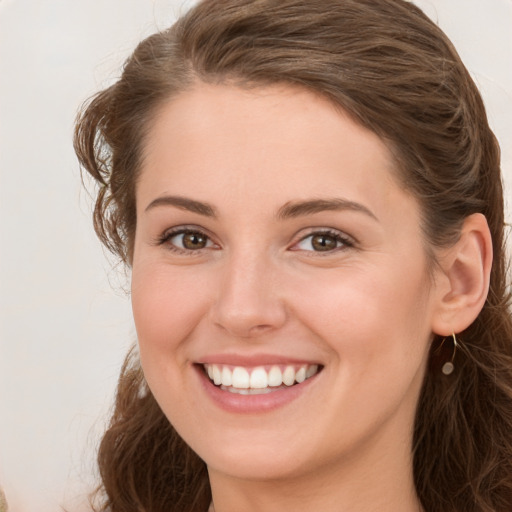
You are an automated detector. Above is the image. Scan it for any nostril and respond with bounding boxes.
[212,316,279,339]
[247,324,274,336]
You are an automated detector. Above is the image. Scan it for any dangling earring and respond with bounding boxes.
[440,333,458,375]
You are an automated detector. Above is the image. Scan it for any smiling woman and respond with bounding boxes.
[132,84,443,498]
[73,1,512,511]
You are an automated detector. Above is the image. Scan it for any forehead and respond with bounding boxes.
[138,82,414,222]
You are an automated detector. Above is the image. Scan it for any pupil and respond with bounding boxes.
[183,232,206,249]
[312,234,337,251]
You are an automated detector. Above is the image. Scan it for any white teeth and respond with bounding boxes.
[204,363,320,391]
[232,367,250,389]
[306,364,318,378]
[268,366,283,387]
[295,366,306,383]
[222,385,273,395]
[221,366,232,386]
[249,367,268,389]
[212,365,222,385]
[282,366,295,386]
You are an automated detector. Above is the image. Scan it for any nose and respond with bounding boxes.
[210,252,287,339]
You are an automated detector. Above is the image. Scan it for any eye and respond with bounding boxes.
[173,231,211,250]
[293,230,353,252]
[158,228,216,252]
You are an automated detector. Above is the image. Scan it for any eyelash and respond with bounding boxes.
[292,229,354,254]
[155,226,217,254]
[155,227,355,255]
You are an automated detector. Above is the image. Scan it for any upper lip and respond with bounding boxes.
[197,353,322,367]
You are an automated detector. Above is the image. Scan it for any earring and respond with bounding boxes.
[440,333,458,375]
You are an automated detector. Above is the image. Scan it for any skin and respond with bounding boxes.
[131,83,455,512]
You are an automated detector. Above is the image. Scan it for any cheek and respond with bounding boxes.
[131,262,211,354]
[131,262,213,419]
[289,261,432,362]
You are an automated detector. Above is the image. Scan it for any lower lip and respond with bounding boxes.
[194,365,320,413]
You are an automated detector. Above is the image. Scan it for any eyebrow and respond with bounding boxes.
[276,198,378,221]
[144,195,377,222]
[144,195,217,217]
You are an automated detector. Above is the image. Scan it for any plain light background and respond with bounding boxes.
[0,1,510,511]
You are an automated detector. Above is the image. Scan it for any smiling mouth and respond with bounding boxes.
[202,363,322,395]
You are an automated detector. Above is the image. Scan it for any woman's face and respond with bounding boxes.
[131,83,443,482]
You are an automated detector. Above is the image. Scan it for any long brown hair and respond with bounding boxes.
[74,1,512,510]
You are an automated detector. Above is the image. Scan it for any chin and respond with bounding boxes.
[203,446,310,482]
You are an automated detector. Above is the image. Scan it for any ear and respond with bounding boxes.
[431,213,493,336]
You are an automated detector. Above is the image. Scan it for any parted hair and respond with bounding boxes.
[74,1,512,511]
